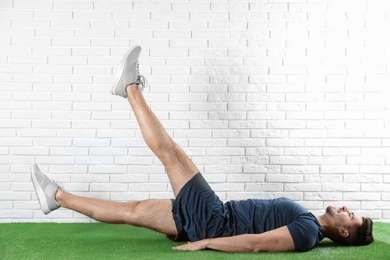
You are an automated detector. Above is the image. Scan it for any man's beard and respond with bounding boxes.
[326,206,334,216]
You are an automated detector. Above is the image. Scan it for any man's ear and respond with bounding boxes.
[338,227,350,238]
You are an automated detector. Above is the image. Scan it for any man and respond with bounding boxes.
[31,46,374,252]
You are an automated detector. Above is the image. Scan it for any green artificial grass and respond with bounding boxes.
[0,222,389,260]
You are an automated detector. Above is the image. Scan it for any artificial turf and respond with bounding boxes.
[0,222,389,260]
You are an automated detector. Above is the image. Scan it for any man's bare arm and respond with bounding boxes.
[172,226,295,252]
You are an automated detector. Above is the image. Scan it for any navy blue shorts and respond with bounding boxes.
[169,172,230,242]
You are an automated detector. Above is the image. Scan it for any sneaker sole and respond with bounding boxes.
[31,164,51,214]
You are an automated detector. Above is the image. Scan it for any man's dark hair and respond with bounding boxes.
[353,217,374,246]
[333,217,374,246]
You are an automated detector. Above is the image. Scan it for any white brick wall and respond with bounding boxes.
[1,0,390,222]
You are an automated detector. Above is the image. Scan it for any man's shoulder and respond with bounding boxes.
[287,213,324,251]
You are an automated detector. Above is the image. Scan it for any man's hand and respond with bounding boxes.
[172,240,209,251]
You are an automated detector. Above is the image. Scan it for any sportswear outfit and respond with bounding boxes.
[171,173,325,252]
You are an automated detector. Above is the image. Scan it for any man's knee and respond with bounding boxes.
[122,201,148,225]
[163,143,199,178]
[160,142,181,165]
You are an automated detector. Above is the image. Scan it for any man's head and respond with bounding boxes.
[324,206,374,246]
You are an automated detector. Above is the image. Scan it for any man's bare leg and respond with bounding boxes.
[126,84,199,197]
[31,163,178,236]
[56,189,178,236]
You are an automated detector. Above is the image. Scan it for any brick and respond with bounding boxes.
[34,138,72,147]
[0,111,11,119]
[308,156,346,165]
[0,210,33,219]
[285,148,321,156]
[90,183,128,192]
[50,147,88,156]
[268,121,305,129]
[211,183,244,192]
[0,147,8,155]
[69,173,107,184]
[207,147,245,156]
[0,201,12,209]
[248,111,285,120]
[129,183,167,192]
[191,12,228,21]
[50,165,87,175]
[0,182,10,191]
[266,139,304,147]
[110,174,148,183]
[116,156,153,165]
[35,156,74,165]
[229,139,265,147]
[75,156,113,165]
[10,147,49,156]
[362,184,390,192]
[0,0,12,8]
[245,183,283,192]
[322,183,360,192]
[304,192,342,201]
[251,129,288,138]
[227,174,264,183]
[53,2,93,10]
[110,192,149,202]
[237,157,270,167]
[270,156,307,165]
[0,192,30,200]
[344,193,381,201]
[0,119,31,128]
[32,47,71,57]
[362,201,390,210]
[169,21,208,30]
[189,139,226,147]
[205,165,242,174]
[213,130,249,138]
[18,129,56,138]
[31,119,69,129]
[190,120,227,129]
[57,129,96,138]
[286,111,324,120]
[285,183,321,192]
[90,148,127,156]
[170,39,208,48]
[209,111,246,120]
[266,174,303,183]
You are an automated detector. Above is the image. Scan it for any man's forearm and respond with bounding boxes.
[204,234,261,252]
[173,234,262,252]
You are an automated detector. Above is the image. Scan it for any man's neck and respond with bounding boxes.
[316,214,331,237]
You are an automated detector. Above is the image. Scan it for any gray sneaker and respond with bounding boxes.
[31,163,60,215]
[111,45,149,98]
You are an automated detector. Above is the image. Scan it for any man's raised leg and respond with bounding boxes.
[111,46,199,196]
[31,163,178,237]
[126,84,199,197]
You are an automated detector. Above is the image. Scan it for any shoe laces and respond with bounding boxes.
[56,181,63,190]
[135,63,149,91]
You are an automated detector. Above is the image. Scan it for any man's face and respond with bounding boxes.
[326,205,363,228]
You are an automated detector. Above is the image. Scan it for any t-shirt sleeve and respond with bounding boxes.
[286,216,320,252]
